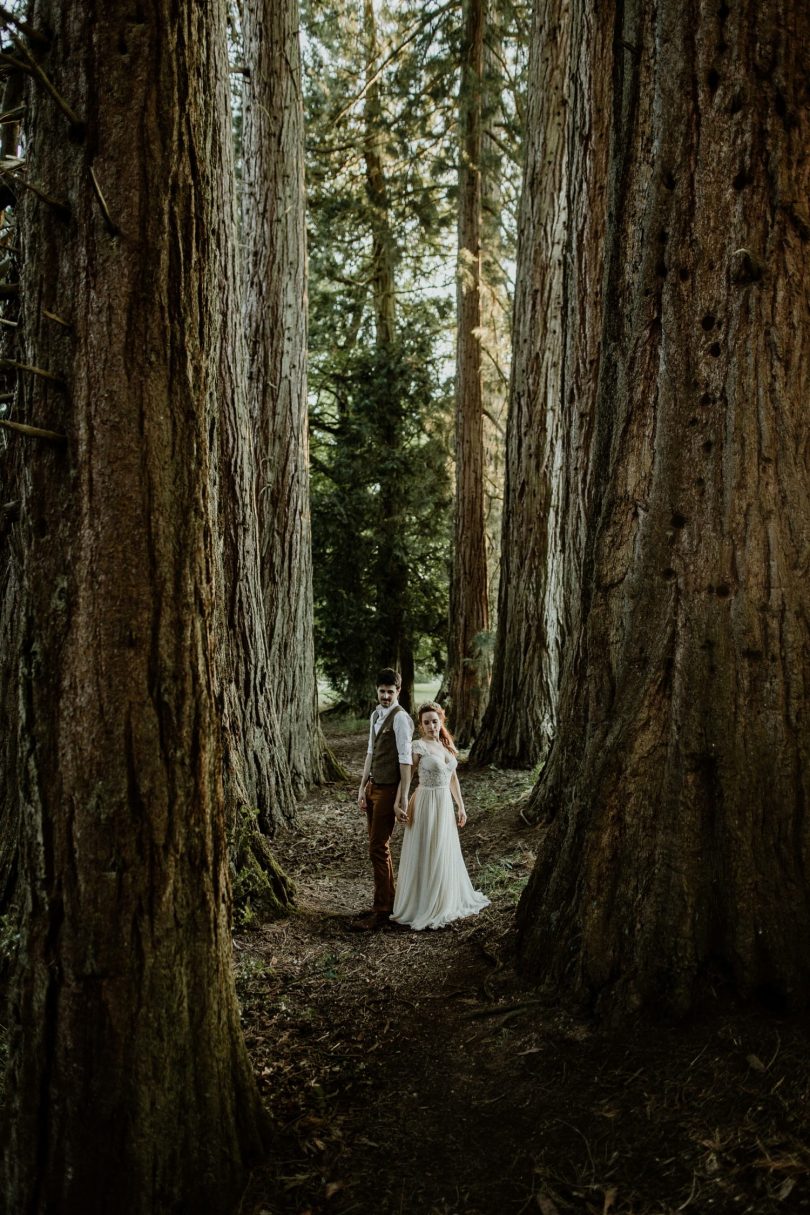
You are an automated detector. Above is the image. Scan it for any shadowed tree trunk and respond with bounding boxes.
[445,0,491,747]
[220,5,298,834]
[517,0,810,1018]
[242,0,328,794]
[470,0,575,768]
[0,4,267,1209]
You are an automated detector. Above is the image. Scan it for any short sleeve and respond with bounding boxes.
[411,739,426,758]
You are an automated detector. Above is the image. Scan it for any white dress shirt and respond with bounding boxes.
[367,701,414,765]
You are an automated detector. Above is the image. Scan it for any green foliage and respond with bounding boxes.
[302,1,527,702]
[229,806,295,929]
[311,327,453,705]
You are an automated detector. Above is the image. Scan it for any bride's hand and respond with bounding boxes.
[456,807,467,827]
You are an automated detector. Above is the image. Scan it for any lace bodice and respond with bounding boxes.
[413,740,457,788]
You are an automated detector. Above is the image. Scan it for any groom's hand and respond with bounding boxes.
[358,786,368,810]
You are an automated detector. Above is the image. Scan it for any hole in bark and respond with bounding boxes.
[663,169,676,190]
[695,477,705,489]
[703,440,714,453]
[717,39,728,53]
[671,512,688,528]
[707,68,720,94]
[700,392,713,406]
[658,229,668,244]
[729,93,743,114]
[662,567,677,581]
[688,416,699,427]
[732,169,752,190]
[679,267,691,281]
[709,342,721,357]
[719,1,730,20]
[716,583,731,597]
[701,314,716,331]
[655,260,668,278]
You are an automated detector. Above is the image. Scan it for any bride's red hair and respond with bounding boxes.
[417,702,457,755]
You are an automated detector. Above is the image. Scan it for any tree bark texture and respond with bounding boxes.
[242,0,324,795]
[1,4,267,1209]
[517,0,810,1017]
[470,0,578,768]
[446,0,491,748]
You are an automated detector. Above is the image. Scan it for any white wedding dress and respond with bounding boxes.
[392,740,490,931]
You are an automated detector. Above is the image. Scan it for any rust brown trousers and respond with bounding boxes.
[364,779,397,915]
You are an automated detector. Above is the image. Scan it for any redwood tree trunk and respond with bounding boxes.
[1,4,266,1208]
[446,0,491,748]
[469,0,575,769]
[242,0,324,794]
[517,0,810,1017]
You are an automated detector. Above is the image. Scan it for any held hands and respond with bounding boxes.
[394,787,409,824]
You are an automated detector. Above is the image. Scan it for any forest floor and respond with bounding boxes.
[236,724,810,1215]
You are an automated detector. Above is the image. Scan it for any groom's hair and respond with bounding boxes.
[376,667,402,689]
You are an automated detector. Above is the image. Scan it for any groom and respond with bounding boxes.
[350,668,413,931]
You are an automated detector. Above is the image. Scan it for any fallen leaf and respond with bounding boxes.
[777,1178,796,1201]
[603,1187,618,1214]
[324,1180,345,1200]
[746,1053,766,1072]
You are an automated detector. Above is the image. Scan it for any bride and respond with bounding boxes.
[391,702,490,931]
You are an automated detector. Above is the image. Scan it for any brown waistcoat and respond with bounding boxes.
[370,705,404,784]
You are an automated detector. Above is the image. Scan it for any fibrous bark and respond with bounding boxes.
[517,0,810,1018]
[0,4,267,1208]
[470,0,576,768]
[242,0,325,794]
[446,0,491,748]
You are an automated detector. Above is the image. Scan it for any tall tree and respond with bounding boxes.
[469,0,570,769]
[516,0,810,1017]
[445,0,491,746]
[242,0,326,791]
[0,4,266,1208]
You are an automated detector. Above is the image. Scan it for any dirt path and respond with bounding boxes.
[237,728,810,1215]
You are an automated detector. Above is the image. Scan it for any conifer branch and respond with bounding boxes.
[0,418,66,444]
[42,308,70,328]
[7,31,83,133]
[89,166,119,235]
[0,357,65,387]
[0,167,70,218]
[0,6,49,50]
[333,0,457,125]
[0,104,25,125]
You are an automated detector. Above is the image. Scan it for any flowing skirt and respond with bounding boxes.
[392,784,490,930]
